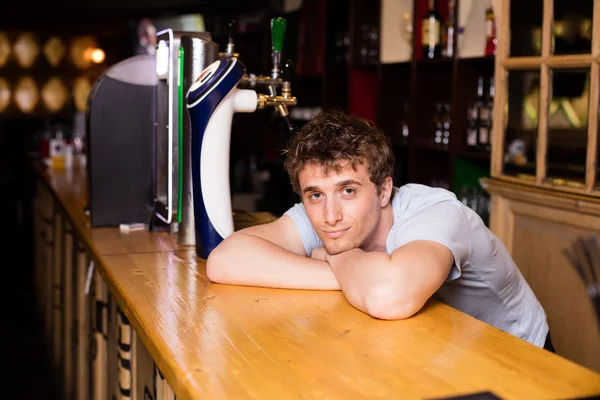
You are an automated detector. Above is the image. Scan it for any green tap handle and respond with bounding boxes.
[271,17,286,52]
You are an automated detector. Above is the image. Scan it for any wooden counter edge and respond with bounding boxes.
[31,161,198,399]
[93,253,201,400]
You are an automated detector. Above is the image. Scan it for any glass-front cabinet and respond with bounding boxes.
[492,0,599,195]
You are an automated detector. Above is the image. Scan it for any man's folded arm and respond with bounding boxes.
[206,215,341,290]
[328,240,453,319]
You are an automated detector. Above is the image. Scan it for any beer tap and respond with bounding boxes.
[268,18,295,133]
[226,20,237,58]
[219,20,239,59]
[237,17,296,133]
[186,16,297,258]
[270,17,285,80]
[257,60,296,110]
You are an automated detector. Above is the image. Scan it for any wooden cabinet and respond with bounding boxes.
[33,172,177,400]
[483,178,600,372]
[483,0,600,373]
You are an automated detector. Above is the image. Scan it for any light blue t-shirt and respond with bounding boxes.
[285,184,548,347]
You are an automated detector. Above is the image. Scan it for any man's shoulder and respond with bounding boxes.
[393,184,460,218]
[284,202,306,217]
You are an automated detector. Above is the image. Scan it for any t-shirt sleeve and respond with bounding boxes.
[389,200,471,281]
[283,203,323,256]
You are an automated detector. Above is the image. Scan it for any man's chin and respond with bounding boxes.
[323,241,358,255]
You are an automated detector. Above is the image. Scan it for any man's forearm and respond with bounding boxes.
[328,249,417,319]
[328,249,392,312]
[206,233,340,290]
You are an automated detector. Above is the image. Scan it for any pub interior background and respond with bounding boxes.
[0,0,598,397]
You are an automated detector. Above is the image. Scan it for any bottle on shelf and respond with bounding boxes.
[334,32,344,65]
[479,76,494,152]
[433,102,444,147]
[466,76,484,150]
[400,101,410,145]
[422,0,442,59]
[368,27,379,65]
[442,0,455,58]
[442,103,451,148]
[477,76,493,151]
[485,2,497,56]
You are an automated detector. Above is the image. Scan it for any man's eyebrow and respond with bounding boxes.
[302,186,320,194]
[302,180,362,194]
[337,180,362,187]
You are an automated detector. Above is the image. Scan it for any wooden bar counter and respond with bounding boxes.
[33,163,600,400]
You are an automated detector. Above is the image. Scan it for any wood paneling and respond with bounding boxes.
[511,206,600,371]
[134,331,156,400]
[92,273,108,400]
[75,245,90,400]
[586,0,600,190]
[491,0,510,177]
[52,211,63,376]
[485,178,600,372]
[482,176,600,213]
[62,222,74,399]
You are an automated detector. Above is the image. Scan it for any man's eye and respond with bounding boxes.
[309,193,322,200]
[342,187,355,195]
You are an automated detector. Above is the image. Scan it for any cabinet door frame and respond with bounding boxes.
[492,0,600,195]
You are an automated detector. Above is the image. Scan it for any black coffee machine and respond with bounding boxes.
[86,33,218,237]
[86,54,156,227]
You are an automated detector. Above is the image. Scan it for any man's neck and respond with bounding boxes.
[361,203,395,253]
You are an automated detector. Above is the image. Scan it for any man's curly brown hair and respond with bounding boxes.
[284,110,395,199]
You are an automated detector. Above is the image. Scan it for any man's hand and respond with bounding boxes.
[310,246,330,262]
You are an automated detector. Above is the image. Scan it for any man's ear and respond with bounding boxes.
[380,177,393,207]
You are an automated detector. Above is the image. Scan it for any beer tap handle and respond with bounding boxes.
[279,59,296,134]
[270,17,286,79]
[226,20,236,58]
[281,59,294,102]
[282,59,294,82]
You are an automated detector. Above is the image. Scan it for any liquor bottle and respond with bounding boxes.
[422,0,442,59]
[478,76,492,151]
[485,3,497,56]
[400,101,410,145]
[442,103,451,148]
[433,102,443,147]
[466,76,484,150]
[442,0,456,58]
[479,76,495,152]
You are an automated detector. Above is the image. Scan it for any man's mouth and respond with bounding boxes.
[322,227,350,239]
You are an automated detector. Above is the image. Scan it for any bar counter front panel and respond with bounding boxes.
[32,163,600,400]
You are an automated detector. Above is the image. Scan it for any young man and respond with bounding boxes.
[207,110,550,349]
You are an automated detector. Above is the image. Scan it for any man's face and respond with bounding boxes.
[298,161,387,255]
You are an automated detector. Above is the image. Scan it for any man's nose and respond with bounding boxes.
[324,198,343,225]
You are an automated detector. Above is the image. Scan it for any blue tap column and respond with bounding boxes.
[186,57,249,259]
